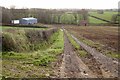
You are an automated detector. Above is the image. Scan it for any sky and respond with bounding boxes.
[0,0,119,9]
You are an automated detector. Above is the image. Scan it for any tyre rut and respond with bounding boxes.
[70,33,118,78]
[60,30,97,78]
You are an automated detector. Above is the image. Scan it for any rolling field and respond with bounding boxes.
[89,11,118,21]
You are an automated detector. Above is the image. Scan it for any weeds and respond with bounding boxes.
[2,29,64,78]
[66,30,80,50]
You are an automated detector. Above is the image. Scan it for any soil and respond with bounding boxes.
[59,30,97,78]
[71,33,118,78]
[55,28,118,78]
[65,26,118,51]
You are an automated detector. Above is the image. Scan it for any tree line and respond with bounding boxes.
[1,6,88,25]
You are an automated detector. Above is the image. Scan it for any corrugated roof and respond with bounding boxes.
[21,17,37,20]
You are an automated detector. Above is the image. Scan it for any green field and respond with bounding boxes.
[89,11,118,21]
[89,16,107,24]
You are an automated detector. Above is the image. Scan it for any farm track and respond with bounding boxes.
[70,33,118,78]
[60,30,97,78]
[58,27,119,78]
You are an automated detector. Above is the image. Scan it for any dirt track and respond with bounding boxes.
[60,31,97,78]
[58,28,118,78]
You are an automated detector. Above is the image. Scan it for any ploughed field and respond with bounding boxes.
[65,26,119,58]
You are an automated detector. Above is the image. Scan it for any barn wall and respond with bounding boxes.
[19,18,38,25]
[19,19,28,25]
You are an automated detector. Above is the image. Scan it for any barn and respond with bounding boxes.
[80,20,88,26]
[19,17,37,25]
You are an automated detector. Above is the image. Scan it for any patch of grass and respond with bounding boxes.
[32,29,64,66]
[105,51,119,58]
[78,35,119,58]
[2,31,30,52]
[66,29,119,58]
[66,31,80,50]
[65,30,88,57]
[50,29,64,50]
[33,55,55,66]
[2,52,28,60]
[78,50,88,57]
[81,37,118,58]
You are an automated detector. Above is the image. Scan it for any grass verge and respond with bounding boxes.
[2,29,64,78]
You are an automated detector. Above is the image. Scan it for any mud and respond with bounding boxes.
[59,31,96,78]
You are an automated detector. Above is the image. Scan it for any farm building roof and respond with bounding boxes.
[21,17,37,20]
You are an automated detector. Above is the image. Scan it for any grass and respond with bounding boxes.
[89,16,107,24]
[65,30,88,57]
[1,26,47,31]
[78,50,88,57]
[2,29,64,78]
[2,29,30,52]
[2,26,57,52]
[65,30,80,50]
[89,11,118,21]
[105,51,119,58]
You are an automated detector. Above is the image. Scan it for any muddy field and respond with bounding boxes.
[65,26,119,52]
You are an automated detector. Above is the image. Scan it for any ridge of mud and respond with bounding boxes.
[59,30,97,78]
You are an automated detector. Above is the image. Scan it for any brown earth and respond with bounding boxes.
[71,33,118,78]
[59,31,97,78]
[65,26,119,51]
[54,27,118,78]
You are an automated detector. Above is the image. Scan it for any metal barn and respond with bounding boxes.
[19,17,37,25]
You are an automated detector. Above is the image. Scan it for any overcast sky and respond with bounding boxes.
[0,0,119,9]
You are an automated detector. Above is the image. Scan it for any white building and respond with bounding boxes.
[19,17,37,25]
[11,20,19,24]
